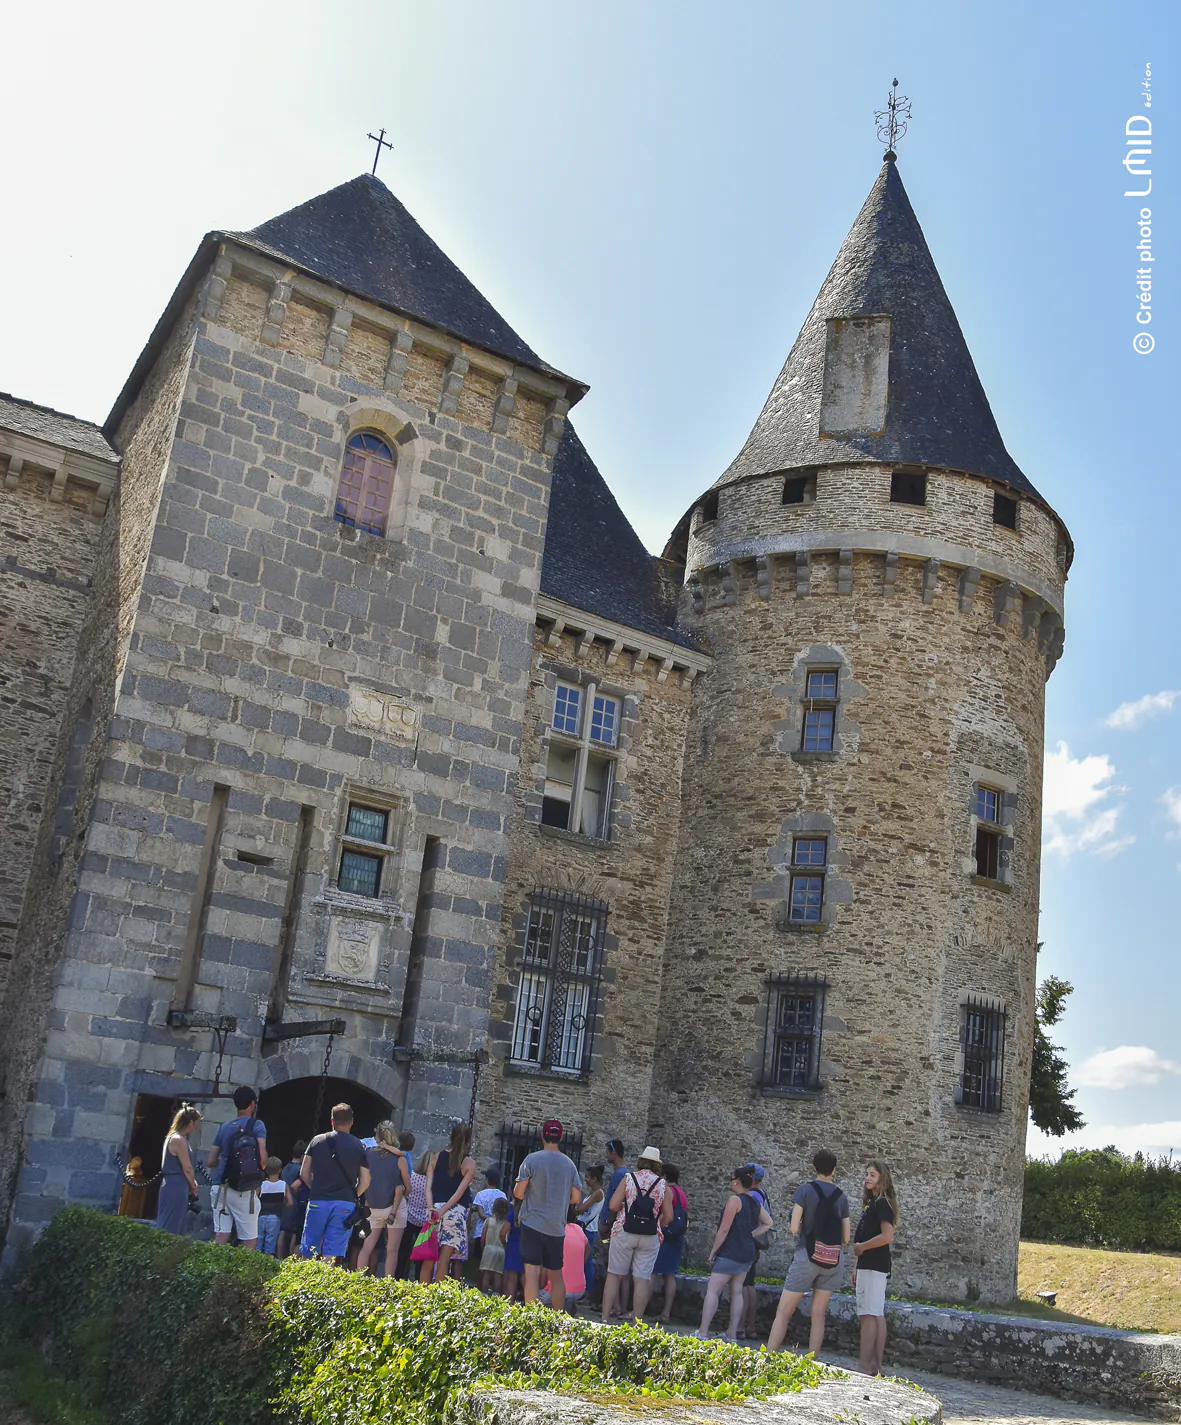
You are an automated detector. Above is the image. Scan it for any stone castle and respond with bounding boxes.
[0,154,1069,1300]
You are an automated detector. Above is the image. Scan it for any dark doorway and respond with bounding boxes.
[118,1093,178,1220]
[257,1076,393,1163]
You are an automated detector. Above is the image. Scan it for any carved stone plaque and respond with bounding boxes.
[348,685,420,742]
[325,916,382,983]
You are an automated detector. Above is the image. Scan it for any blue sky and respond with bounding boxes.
[2,0,1176,1156]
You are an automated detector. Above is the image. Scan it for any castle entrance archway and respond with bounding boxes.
[257,1077,392,1162]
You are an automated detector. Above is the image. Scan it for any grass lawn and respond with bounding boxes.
[1017,1240,1181,1335]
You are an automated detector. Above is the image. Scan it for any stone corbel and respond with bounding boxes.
[439,354,470,415]
[323,307,353,369]
[1021,593,1047,641]
[795,549,812,598]
[50,467,69,502]
[755,553,774,600]
[721,562,739,606]
[202,253,234,323]
[994,581,1020,626]
[542,397,570,456]
[4,457,23,490]
[837,548,853,596]
[260,278,292,346]
[491,376,518,434]
[882,550,899,595]
[958,566,981,612]
[575,628,595,658]
[656,656,674,684]
[689,576,705,615]
[921,558,940,605]
[680,667,699,691]
[544,618,566,649]
[1036,608,1058,654]
[606,639,624,667]
[384,330,414,394]
[90,488,111,519]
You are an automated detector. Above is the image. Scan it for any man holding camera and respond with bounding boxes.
[292,1102,371,1264]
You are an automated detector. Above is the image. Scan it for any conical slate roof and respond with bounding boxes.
[233,173,566,379]
[718,159,1042,501]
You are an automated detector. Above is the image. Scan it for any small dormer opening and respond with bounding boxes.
[782,474,815,506]
[890,470,927,506]
[993,492,1018,530]
[699,490,720,525]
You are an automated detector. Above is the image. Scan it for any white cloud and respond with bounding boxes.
[1105,690,1181,731]
[1042,743,1134,859]
[1027,1120,1181,1161]
[1162,787,1181,834]
[1075,1045,1181,1090]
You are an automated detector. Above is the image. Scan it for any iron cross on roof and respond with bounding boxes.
[875,79,912,161]
[367,127,393,176]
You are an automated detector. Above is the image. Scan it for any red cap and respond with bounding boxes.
[541,1118,563,1140]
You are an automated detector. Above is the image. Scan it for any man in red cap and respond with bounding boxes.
[513,1118,582,1310]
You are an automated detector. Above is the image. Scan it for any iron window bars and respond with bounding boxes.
[495,1120,585,1189]
[957,996,1006,1113]
[760,973,827,1091]
[338,801,393,898]
[509,889,608,1075]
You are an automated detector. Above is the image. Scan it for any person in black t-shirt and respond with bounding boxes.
[292,1103,371,1264]
[851,1160,899,1375]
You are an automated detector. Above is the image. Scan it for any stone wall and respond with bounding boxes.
[652,527,1059,1301]
[0,470,105,1003]
[3,241,582,1251]
[477,623,695,1170]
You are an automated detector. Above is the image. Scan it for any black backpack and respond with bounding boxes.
[805,1181,844,1265]
[223,1117,264,1193]
[664,1185,689,1240]
[622,1173,660,1236]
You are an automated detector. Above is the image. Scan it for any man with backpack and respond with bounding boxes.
[206,1086,268,1250]
[600,1146,673,1325]
[766,1148,851,1357]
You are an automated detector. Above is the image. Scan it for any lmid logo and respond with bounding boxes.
[1123,115,1152,197]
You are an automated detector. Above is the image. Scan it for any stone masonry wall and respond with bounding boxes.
[4,245,578,1248]
[0,471,105,1004]
[652,533,1059,1303]
[0,301,200,1251]
[477,626,693,1170]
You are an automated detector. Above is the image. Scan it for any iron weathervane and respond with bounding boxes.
[875,79,912,161]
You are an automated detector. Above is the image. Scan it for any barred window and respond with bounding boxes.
[336,797,399,899]
[801,670,838,752]
[335,431,396,537]
[789,836,827,922]
[760,974,826,1091]
[496,1120,585,1188]
[509,890,608,1075]
[958,997,1006,1112]
[541,682,621,840]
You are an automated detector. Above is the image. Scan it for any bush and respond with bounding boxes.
[3,1209,825,1425]
[1023,1149,1181,1251]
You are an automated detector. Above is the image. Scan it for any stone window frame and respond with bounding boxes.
[967,765,1017,891]
[758,972,828,1095]
[535,668,631,845]
[330,785,407,903]
[504,888,610,1081]
[334,401,424,545]
[334,429,398,537]
[992,489,1020,533]
[755,810,853,933]
[775,645,866,765]
[954,992,1007,1115]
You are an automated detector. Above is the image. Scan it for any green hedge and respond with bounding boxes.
[1023,1149,1181,1251]
[3,1209,825,1424]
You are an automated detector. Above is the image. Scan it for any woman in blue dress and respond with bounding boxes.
[156,1104,202,1234]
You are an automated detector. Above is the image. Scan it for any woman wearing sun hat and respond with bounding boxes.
[600,1145,673,1324]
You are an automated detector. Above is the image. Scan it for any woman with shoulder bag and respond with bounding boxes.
[696,1166,772,1341]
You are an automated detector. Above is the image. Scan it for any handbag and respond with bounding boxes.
[409,1215,440,1262]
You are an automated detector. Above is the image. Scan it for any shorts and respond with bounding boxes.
[520,1223,565,1271]
[712,1255,755,1278]
[213,1186,260,1241]
[257,1214,281,1255]
[300,1199,353,1259]
[856,1268,888,1316]
[368,1205,395,1232]
[391,1198,408,1230]
[438,1205,469,1252]
[608,1231,661,1281]
[783,1251,844,1294]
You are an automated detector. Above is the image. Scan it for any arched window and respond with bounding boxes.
[335,431,396,536]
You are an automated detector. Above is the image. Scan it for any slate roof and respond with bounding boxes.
[231,174,573,382]
[542,424,691,648]
[717,159,1045,503]
[0,391,118,463]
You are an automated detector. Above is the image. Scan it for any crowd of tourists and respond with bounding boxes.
[158,1092,899,1373]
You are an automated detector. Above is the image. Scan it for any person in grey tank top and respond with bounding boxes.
[696,1166,773,1340]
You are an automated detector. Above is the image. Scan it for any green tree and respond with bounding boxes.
[1029,973,1085,1135]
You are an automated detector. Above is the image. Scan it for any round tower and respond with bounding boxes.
[652,157,1070,1303]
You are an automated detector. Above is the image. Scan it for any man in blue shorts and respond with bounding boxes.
[293,1103,370,1263]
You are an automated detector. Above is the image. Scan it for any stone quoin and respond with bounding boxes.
[0,154,1069,1302]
